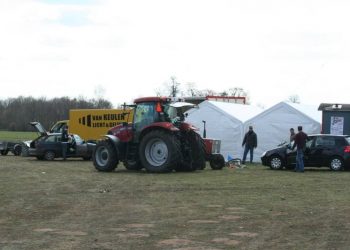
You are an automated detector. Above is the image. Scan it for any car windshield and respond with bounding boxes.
[345,136,350,145]
[73,134,83,144]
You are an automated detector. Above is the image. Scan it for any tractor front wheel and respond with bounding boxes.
[139,130,180,173]
[209,154,225,170]
[93,140,118,172]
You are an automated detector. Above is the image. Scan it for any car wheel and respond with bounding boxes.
[269,155,283,170]
[1,150,9,155]
[329,156,344,171]
[13,144,22,156]
[44,151,55,161]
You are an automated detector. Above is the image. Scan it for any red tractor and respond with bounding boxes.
[92,97,225,173]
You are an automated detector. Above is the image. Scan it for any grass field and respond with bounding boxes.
[1,155,350,250]
[0,131,37,141]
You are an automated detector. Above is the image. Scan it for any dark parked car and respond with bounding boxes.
[261,134,350,171]
[23,122,95,161]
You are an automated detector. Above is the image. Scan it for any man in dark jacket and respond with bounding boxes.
[61,125,69,160]
[292,125,308,172]
[242,126,257,164]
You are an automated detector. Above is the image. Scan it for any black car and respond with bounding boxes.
[261,134,350,171]
[24,122,95,161]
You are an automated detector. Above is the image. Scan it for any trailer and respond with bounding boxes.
[0,141,22,156]
[49,109,134,142]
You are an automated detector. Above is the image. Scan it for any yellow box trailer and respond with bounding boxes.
[50,109,133,141]
[70,109,133,141]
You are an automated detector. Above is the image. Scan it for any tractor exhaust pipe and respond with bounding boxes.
[202,120,206,138]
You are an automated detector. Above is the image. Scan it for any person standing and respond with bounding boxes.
[292,126,308,172]
[242,126,257,164]
[289,128,296,142]
[61,125,69,160]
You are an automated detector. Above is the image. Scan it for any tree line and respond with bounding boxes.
[0,96,112,131]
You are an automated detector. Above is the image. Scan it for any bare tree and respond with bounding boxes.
[288,95,300,104]
[169,76,180,97]
[153,78,252,104]
[0,96,113,131]
[228,87,246,97]
[185,82,198,97]
[156,76,182,97]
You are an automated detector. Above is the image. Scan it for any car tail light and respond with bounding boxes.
[344,146,350,153]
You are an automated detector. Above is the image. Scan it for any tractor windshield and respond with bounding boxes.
[133,102,156,131]
[163,105,178,120]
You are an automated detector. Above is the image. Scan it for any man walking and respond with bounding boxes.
[242,126,257,164]
[292,126,308,172]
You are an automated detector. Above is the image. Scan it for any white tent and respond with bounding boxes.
[243,101,322,162]
[186,101,263,161]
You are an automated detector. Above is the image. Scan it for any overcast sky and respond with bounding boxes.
[0,0,349,108]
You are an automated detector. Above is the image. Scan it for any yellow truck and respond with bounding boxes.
[50,109,133,141]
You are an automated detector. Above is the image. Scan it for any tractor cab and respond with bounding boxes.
[133,101,160,131]
[132,97,195,132]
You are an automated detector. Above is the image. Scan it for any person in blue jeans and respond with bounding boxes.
[242,126,257,164]
[292,126,308,172]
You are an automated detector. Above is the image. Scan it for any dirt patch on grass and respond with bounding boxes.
[225,207,245,211]
[33,228,56,233]
[173,247,222,250]
[108,227,127,232]
[206,205,223,208]
[230,232,258,237]
[125,223,154,228]
[188,220,220,224]
[157,238,195,247]
[219,215,241,221]
[33,228,87,236]
[211,237,241,246]
[0,219,7,224]
[116,232,150,238]
[53,230,88,236]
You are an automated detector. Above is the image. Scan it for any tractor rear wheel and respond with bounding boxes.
[93,140,118,172]
[176,131,206,171]
[139,130,180,173]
